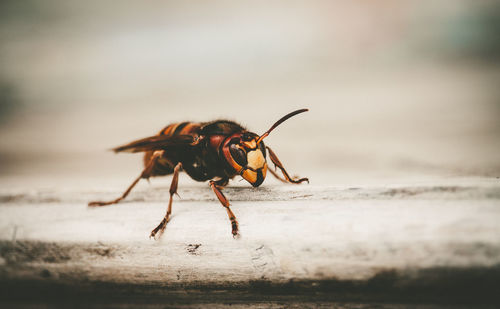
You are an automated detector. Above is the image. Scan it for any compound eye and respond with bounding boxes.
[258,141,266,158]
[241,132,253,141]
[229,144,247,166]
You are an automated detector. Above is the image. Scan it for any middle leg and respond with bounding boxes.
[150,162,182,240]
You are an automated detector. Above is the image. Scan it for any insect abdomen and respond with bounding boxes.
[159,122,201,137]
[143,122,202,176]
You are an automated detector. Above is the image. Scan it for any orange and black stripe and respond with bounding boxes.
[159,122,201,136]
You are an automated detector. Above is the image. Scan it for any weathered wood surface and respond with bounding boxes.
[1,178,499,306]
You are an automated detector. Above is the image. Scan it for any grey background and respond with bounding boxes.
[0,0,499,186]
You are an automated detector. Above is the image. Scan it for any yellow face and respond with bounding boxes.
[241,148,268,187]
[224,108,308,187]
[226,135,268,187]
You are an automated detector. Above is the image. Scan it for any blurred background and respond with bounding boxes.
[0,0,499,187]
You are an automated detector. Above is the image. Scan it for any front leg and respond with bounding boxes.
[209,181,239,237]
[266,146,309,184]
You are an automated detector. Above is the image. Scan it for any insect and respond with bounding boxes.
[89,108,309,239]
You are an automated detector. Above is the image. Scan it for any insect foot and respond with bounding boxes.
[149,218,167,240]
[231,219,240,239]
[88,200,113,207]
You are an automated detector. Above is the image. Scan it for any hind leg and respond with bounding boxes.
[88,150,166,207]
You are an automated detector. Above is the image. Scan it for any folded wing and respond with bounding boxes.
[112,134,195,153]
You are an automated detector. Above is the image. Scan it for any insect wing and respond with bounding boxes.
[112,134,196,153]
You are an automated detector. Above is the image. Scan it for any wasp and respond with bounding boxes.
[89,109,309,239]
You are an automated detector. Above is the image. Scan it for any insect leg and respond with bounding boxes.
[88,150,164,207]
[150,162,182,240]
[268,168,288,183]
[214,177,230,187]
[266,146,309,184]
[209,181,239,237]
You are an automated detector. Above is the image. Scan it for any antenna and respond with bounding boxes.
[256,108,309,145]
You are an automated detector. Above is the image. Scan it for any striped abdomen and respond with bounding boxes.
[159,122,201,137]
[143,122,201,176]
